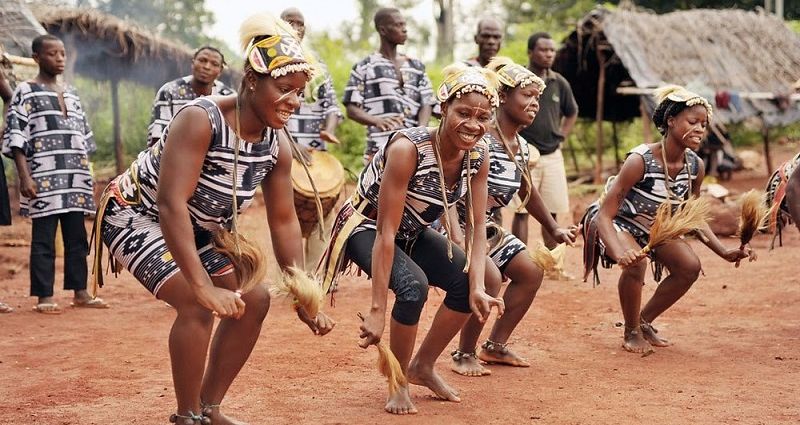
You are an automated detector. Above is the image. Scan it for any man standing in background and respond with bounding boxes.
[513,32,577,267]
[464,17,503,68]
[343,7,435,163]
[281,7,343,271]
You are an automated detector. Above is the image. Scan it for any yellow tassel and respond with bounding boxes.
[737,189,770,247]
[271,266,324,318]
[213,230,268,294]
[358,312,407,396]
[640,196,711,255]
[529,242,565,274]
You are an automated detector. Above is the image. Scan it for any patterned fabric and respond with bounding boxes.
[354,126,487,240]
[456,133,529,270]
[765,151,800,235]
[147,76,234,147]
[343,54,436,158]
[435,66,499,107]
[581,144,701,284]
[246,31,310,77]
[286,61,341,150]
[2,82,96,218]
[101,97,278,293]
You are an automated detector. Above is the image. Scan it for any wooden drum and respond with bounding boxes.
[291,150,345,237]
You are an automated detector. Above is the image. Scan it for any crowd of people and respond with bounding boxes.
[0,6,796,423]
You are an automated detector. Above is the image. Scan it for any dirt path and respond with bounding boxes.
[1,148,798,424]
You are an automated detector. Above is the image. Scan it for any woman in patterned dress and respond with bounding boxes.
[450,57,578,377]
[319,64,504,414]
[95,14,333,424]
[582,86,752,354]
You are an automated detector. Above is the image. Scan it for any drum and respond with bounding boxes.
[292,150,346,237]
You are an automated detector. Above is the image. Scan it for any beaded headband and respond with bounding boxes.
[436,67,499,107]
[495,63,545,92]
[656,85,713,120]
[245,33,312,79]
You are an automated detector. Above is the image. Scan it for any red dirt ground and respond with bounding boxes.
[1,147,798,424]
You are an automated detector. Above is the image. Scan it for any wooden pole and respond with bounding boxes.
[762,121,773,175]
[594,49,607,184]
[110,78,124,174]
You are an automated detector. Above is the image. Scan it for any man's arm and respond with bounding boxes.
[559,77,579,141]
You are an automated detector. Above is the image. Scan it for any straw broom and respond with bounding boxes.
[270,266,324,318]
[357,312,407,397]
[638,196,712,256]
[735,190,770,267]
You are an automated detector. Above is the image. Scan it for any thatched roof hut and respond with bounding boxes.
[35,7,239,88]
[555,7,800,180]
[0,0,45,86]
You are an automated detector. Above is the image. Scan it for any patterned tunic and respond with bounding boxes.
[286,61,341,150]
[2,82,96,218]
[457,133,530,270]
[101,97,279,294]
[147,76,235,147]
[353,126,487,240]
[343,54,436,158]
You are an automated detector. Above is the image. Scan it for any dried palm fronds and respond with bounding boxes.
[358,312,407,396]
[530,242,566,274]
[641,196,712,255]
[213,230,268,294]
[271,267,324,318]
[737,189,770,247]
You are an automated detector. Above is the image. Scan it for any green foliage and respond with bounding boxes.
[73,77,154,174]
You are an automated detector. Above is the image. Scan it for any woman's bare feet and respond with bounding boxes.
[640,320,671,347]
[478,340,530,367]
[407,360,460,402]
[450,350,491,377]
[384,385,418,415]
[622,327,654,354]
[202,405,248,425]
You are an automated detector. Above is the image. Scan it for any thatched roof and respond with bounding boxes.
[0,0,46,57]
[35,7,240,89]
[555,7,800,127]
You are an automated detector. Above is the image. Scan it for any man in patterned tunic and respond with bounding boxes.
[281,7,344,270]
[147,46,234,147]
[2,34,107,313]
[343,7,436,163]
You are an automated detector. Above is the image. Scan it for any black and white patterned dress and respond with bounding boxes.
[457,133,530,272]
[147,76,235,147]
[1,82,96,218]
[582,144,700,283]
[101,98,278,294]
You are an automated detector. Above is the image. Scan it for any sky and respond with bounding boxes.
[205,0,481,60]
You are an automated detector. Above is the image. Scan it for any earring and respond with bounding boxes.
[249,85,255,91]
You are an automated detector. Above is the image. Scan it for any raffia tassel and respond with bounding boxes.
[213,230,268,294]
[640,196,711,255]
[358,312,407,396]
[271,266,324,318]
[737,189,770,247]
[530,242,565,274]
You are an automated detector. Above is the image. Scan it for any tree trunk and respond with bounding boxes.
[110,78,124,175]
[435,0,455,63]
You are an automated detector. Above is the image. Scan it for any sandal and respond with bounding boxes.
[71,297,110,309]
[169,411,210,425]
[0,302,13,313]
[32,302,62,314]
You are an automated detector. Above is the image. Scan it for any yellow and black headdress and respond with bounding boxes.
[239,13,315,79]
[654,85,713,120]
[487,56,545,92]
[436,63,500,107]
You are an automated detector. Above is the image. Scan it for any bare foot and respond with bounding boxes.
[202,406,248,425]
[450,350,491,377]
[478,342,530,367]
[407,361,461,402]
[622,327,654,354]
[640,321,671,347]
[384,385,418,415]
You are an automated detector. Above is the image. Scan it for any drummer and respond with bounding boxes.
[281,8,343,271]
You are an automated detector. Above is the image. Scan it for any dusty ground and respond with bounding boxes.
[1,147,798,425]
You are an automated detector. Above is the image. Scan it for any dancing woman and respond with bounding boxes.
[450,57,577,377]
[320,64,504,414]
[582,86,752,354]
[94,14,333,424]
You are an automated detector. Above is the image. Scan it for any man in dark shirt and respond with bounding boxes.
[513,32,578,255]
